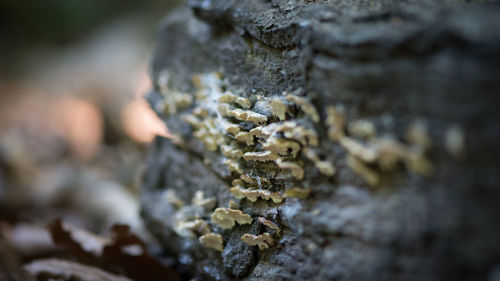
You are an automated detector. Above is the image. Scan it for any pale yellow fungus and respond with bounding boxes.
[284,187,311,199]
[175,219,211,238]
[228,200,239,209]
[164,190,184,209]
[224,124,241,136]
[243,151,280,162]
[406,121,431,150]
[192,191,216,210]
[217,103,231,116]
[325,105,345,141]
[235,97,252,109]
[199,233,224,251]
[229,186,284,203]
[262,137,301,157]
[346,155,379,186]
[181,114,201,128]
[276,158,304,180]
[211,208,252,229]
[192,107,208,117]
[445,125,466,159]
[315,161,336,176]
[284,94,319,122]
[239,175,271,186]
[235,132,255,145]
[227,108,268,124]
[241,233,274,250]
[340,137,378,163]
[348,120,376,139]
[219,92,238,103]
[258,217,280,234]
[231,179,244,186]
[224,159,244,174]
[249,123,280,139]
[270,97,288,120]
[221,145,244,158]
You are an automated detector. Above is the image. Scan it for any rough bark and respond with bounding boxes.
[141,1,500,280]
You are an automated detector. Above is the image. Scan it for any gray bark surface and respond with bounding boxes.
[141,1,500,280]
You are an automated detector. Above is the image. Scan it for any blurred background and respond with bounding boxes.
[0,0,180,266]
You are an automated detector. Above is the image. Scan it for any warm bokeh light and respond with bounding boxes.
[121,71,172,143]
[48,97,103,160]
[121,98,172,143]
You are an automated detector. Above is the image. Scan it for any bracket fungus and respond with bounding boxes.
[221,145,244,159]
[262,137,301,158]
[210,208,252,229]
[276,158,304,180]
[285,187,311,199]
[175,219,211,238]
[346,155,380,186]
[325,105,346,141]
[270,97,288,120]
[235,97,252,109]
[241,233,274,250]
[164,190,185,209]
[243,151,280,162]
[303,148,335,176]
[347,120,376,139]
[235,132,255,145]
[224,159,244,174]
[230,186,284,203]
[224,124,241,136]
[226,108,267,125]
[284,93,319,122]
[258,217,280,234]
[192,191,216,210]
[199,233,224,251]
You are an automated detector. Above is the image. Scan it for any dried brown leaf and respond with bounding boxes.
[47,219,180,281]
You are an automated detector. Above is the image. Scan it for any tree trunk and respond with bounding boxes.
[141,1,500,280]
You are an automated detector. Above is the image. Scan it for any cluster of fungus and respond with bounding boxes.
[179,72,335,187]
[325,105,434,186]
[156,71,330,252]
[155,70,463,254]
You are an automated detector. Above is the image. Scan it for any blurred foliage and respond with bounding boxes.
[0,0,180,67]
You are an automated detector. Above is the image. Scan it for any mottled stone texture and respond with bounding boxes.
[141,1,500,280]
